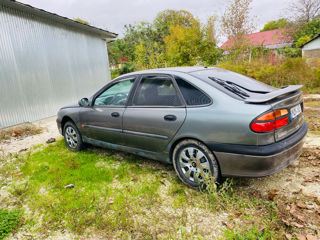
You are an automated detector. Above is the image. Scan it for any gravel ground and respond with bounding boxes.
[0,116,61,155]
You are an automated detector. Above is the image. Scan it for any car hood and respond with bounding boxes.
[60,103,79,109]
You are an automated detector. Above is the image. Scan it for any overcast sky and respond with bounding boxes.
[18,0,290,41]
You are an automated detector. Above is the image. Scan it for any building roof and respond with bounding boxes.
[1,0,117,39]
[300,33,320,48]
[220,29,293,49]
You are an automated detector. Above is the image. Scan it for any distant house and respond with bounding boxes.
[220,29,293,51]
[301,34,320,65]
[110,58,129,69]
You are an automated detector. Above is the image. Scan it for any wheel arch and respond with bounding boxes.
[61,116,76,134]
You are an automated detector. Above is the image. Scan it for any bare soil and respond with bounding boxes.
[0,116,61,155]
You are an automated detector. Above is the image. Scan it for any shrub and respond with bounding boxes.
[110,62,135,80]
[218,57,320,90]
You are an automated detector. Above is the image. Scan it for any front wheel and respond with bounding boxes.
[172,139,220,188]
[63,121,84,152]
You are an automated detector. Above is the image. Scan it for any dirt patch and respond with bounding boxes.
[0,122,42,142]
[0,116,62,155]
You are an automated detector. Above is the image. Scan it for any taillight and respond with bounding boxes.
[250,109,289,133]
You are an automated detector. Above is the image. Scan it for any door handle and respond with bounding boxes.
[164,114,177,121]
[111,112,120,118]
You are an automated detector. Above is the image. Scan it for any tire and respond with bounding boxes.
[63,121,84,152]
[172,139,220,188]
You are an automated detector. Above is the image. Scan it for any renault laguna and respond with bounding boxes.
[57,67,307,188]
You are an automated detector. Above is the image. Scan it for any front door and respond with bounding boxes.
[122,74,186,152]
[80,77,135,144]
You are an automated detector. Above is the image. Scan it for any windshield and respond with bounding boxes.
[190,68,277,94]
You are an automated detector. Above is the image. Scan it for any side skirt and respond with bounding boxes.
[82,136,171,164]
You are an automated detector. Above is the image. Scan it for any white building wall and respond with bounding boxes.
[302,37,320,51]
[0,5,111,128]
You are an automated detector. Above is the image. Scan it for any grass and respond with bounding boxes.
[0,140,289,239]
[304,99,320,107]
[223,226,276,240]
[1,123,320,238]
[0,209,21,240]
[0,122,42,142]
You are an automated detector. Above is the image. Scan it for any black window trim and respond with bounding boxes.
[174,75,213,108]
[127,73,186,108]
[91,75,139,108]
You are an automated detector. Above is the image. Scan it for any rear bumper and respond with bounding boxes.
[207,122,308,177]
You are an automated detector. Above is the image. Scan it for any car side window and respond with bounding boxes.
[94,78,134,106]
[133,75,182,106]
[175,76,211,106]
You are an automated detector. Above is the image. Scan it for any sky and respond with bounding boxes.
[18,0,290,41]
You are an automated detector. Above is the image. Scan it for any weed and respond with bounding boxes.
[222,226,276,240]
[0,209,22,240]
[0,122,42,142]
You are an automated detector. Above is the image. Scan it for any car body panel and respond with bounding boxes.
[79,106,125,144]
[122,107,186,152]
[213,122,307,176]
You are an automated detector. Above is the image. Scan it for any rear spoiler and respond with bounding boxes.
[244,85,303,103]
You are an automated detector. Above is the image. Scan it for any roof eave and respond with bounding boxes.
[300,33,320,48]
[1,0,118,39]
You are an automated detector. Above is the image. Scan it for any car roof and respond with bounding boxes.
[118,66,215,78]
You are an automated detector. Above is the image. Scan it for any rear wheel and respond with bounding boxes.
[63,121,83,152]
[173,139,220,188]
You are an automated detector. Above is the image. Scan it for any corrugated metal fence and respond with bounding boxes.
[0,5,111,128]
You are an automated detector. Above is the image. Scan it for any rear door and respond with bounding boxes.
[79,77,135,144]
[122,74,186,152]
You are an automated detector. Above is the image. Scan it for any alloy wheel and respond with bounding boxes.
[65,126,78,149]
[178,147,211,184]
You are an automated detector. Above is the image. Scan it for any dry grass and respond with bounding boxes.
[0,123,42,142]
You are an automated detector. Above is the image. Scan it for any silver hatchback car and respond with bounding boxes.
[57,67,307,188]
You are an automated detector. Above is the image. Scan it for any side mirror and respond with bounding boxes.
[78,98,89,107]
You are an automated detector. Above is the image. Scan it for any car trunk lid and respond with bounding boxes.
[268,91,304,142]
[191,68,305,142]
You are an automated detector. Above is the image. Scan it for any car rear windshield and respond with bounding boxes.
[190,68,277,99]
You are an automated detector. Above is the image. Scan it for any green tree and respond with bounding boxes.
[164,22,203,66]
[108,9,223,70]
[201,16,222,65]
[261,18,289,31]
[154,10,199,37]
[293,16,320,46]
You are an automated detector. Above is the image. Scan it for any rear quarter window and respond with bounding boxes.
[175,76,211,106]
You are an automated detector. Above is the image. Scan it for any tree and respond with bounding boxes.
[73,18,89,25]
[135,41,166,69]
[164,22,203,66]
[221,0,255,49]
[107,39,130,65]
[201,16,222,65]
[108,9,223,70]
[261,18,289,31]
[292,16,320,46]
[154,10,199,37]
[287,0,320,23]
